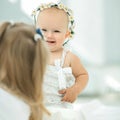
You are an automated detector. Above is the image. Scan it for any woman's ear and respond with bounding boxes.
[0,22,11,40]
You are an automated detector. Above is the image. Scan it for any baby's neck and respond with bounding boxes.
[49,48,64,65]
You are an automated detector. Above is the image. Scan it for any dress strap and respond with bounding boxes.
[54,48,68,90]
[60,48,68,67]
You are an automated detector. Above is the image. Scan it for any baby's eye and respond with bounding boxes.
[42,29,47,32]
[54,30,60,33]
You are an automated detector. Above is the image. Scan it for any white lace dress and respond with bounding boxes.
[43,49,75,108]
[43,49,82,120]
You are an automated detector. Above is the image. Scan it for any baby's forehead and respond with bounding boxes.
[32,3,75,38]
[41,7,68,16]
[38,7,69,22]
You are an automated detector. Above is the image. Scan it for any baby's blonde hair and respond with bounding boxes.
[0,22,49,120]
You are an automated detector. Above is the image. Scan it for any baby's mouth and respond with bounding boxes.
[46,41,56,44]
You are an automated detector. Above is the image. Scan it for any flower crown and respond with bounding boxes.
[32,2,75,39]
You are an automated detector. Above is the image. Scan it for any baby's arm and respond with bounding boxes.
[59,52,89,103]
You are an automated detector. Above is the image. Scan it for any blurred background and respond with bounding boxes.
[0,0,120,106]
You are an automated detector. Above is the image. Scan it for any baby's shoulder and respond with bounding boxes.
[65,50,81,67]
[66,50,79,60]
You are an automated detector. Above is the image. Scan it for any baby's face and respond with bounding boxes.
[37,8,70,52]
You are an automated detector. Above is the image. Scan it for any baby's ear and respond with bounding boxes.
[0,22,11,40]
[65,30,70,39]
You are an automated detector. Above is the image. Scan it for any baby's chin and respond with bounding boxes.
[49,48,63,53]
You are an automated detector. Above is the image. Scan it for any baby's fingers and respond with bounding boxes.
[58,89,66,94]
[61,96,73,103]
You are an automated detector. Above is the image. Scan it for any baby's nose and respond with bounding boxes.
[46,31,53,37]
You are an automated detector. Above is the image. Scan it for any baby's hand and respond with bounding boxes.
[58,86,78,103]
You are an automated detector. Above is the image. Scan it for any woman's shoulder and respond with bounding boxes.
[0,88,30,120]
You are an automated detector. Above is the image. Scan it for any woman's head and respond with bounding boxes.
[0,22,49,120]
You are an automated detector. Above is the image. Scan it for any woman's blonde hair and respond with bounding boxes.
[0,22,49,120]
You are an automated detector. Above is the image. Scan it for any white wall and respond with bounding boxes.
[103,0,120,64]
[66,0,120,66]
